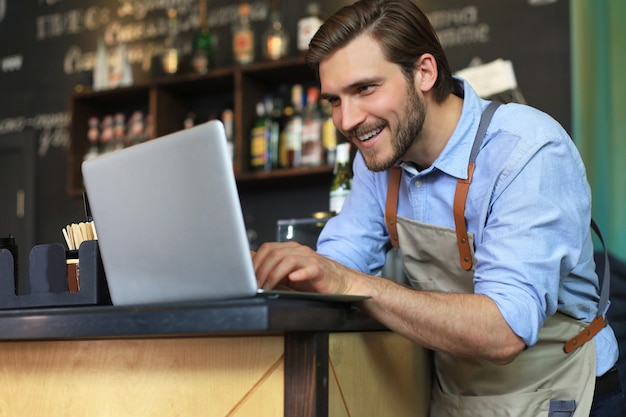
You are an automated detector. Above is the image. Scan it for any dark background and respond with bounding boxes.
[0,0,570,281]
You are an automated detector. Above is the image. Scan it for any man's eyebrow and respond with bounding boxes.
[320,77,384,101]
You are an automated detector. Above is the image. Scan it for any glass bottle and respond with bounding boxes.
[285,84,304,168]
[321,100,337,166]
[232,2,255,65]
[183,112,195,129]
[263,9,289,61]
[93,39,108,91]
[127,111,145,146]
[192,0,214,74]
[221,108,235,164]
[113,112,126,150]
[100,115,115,154]
[297,2,323,52]
[249,100,271,171]
[84,116,100,161]
[262,95,281,169]
[269,96,283,169]
[143,113,154,142]
[301,86,323,166]
[329,142,352,214]
[278,104,293,168]
[162,8,181,75]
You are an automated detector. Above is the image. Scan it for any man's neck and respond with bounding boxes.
[404,94,464,169]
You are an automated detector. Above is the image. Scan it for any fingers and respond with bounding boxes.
[253,242,316,290]
[252,241,354,295]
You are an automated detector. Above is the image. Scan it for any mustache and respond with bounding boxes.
[348,122,386,138]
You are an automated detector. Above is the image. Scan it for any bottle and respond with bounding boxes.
[269,96,284,169]
[285,84,304,168]
[162,8,181,75]
[297,2,323,52]
[301,86,323,166]
[263,8,289,61]
[232,2,255,65]
[183,112,195,129]
[249,100,271,171]
[127,111,145,146]
[321,100,337,166]
[221,108,235,164]
[143,113,154,142]
[278,104,293,168]
[93,39,109,91]
[108,44,130,88]
[83,116,100,161]
[221,108,235,163]
[329,142,352,214]
[192,0,214,74]
[100,115,115,154]
[113,112,126,150]
[118,43,133,87]
[264,96,281,169]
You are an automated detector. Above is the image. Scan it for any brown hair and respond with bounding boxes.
[305,0,453,103]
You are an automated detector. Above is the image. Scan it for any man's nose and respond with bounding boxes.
[338,98,366,133]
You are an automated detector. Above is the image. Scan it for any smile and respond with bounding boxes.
[357,126,384,141]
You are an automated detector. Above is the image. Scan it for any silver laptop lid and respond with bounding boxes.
[82,120,258,305]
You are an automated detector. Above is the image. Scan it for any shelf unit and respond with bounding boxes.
[67,56,333,197]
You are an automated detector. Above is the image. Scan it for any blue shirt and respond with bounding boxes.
[317,78,618,375]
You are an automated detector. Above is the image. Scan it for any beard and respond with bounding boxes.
[359,85,426,172]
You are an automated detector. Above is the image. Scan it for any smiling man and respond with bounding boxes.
[251,1,622,415]
[318,26,452,173]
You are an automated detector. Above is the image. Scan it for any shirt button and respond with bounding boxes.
[414,180,422,187]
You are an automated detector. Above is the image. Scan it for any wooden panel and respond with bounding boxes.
[0,331,433,417]
[328,332,432,417]
[284,332,329,417]
[0,336,284,417]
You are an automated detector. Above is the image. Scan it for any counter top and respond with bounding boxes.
[0,297,384,341]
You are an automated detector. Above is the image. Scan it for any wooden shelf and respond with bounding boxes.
[236,165,334,191]
[67,56,328,197]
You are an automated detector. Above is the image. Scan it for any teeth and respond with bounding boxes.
[358,127,383,141]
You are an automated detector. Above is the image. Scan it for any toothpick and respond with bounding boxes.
[90,221,98,240]
[62,227,73,250]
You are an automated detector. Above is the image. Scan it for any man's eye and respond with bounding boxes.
[359,85,374,93]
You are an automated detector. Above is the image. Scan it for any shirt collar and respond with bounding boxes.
[400,77,488,180]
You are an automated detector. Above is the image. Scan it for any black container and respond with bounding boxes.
[0,240,111,309]
[0,236,18,293]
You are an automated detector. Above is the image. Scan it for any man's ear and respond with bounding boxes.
[413,53,438,93]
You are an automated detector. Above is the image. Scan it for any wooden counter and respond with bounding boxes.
[0,298,431,416]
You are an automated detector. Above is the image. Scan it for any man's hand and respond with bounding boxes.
[252,241,354,295]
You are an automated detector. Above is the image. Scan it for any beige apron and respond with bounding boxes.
[384,102,597,417]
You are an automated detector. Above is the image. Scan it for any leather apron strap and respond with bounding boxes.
[564,218,610,353]
[454,101,501,270]
[385,166,402,249]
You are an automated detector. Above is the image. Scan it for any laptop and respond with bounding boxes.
[82,120,368,306]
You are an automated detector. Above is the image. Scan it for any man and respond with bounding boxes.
[252,0,621,415]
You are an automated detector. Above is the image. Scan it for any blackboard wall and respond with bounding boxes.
[0,0,570,253]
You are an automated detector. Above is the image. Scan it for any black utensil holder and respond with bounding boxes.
[0,240,111,309]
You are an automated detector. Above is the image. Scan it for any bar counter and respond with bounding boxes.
[0,297,381,340]
[0,298,432,417]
